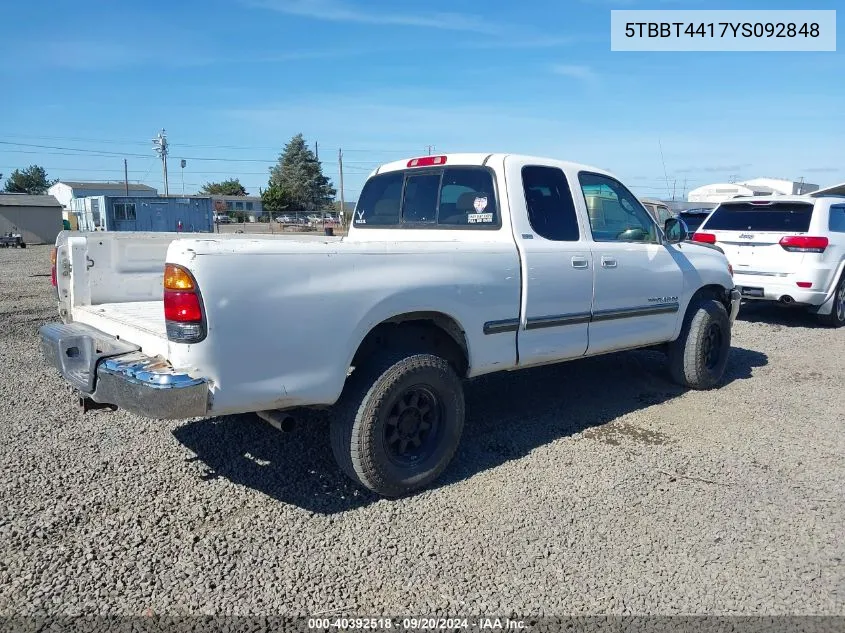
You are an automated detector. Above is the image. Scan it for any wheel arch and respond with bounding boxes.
[674,283,733,340]
[349,311,470,378]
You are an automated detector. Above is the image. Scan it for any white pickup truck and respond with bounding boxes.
[40,153,741,497]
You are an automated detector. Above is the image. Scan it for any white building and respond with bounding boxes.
[740,178,819,196]
[688,178,819,204]
[48,181,158,209]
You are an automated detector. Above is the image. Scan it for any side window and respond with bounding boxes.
[657,206,674,225]
[438,168,498,226]
[353,171,404,226]
[114,203,136,221]
[578,172,658,243]
[829,205,845,233]
[402,173,440,223]
[521,166,580,241]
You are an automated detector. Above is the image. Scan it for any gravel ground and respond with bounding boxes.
[0,245,842,617]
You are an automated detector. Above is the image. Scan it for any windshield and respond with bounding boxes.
[702,202,814,232]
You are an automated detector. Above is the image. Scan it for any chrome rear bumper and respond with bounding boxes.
[39,322,208,420]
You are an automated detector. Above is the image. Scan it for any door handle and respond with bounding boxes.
[601,256,617,268]
[571,256,589,269]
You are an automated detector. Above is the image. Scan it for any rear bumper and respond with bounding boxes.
[734,273,829,306]
[39,322,209,420]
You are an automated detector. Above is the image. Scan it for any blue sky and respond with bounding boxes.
[1,0,843,201]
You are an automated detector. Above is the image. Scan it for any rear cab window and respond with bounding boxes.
[353,166,499,229]
[702,202,815,232]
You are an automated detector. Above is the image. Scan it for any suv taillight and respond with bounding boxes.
[163,263,206,343]
[692,232,716,244]
[779,236,828,253]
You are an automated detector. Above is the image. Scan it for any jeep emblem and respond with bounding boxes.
[739,233,754,239]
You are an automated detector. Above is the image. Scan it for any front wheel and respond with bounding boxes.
[668,298,731,390]
[330,352,465,497]
[817,273,845,328]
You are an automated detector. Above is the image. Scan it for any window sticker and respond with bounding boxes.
[467,212,494,224]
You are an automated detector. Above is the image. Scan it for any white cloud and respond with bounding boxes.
[246,0,502,34]
[551,64,599,84]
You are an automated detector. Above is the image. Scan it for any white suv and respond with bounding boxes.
[691,193,845,327]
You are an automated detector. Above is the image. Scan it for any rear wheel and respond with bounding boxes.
[817,273,845,328]
[668,297,731,390]
[330,352,465,497]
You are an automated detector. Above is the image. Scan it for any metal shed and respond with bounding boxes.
[71,195,214,233]
[0,194,63,245]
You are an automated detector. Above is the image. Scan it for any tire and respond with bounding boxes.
[330,352,465,498]
[668,297,731,390]
[817,272,845,328]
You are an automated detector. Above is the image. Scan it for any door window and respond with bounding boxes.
[578,172,659,243]
[520,166,580,241]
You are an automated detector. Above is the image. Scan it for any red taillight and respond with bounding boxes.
[779,236,828,253]
[796,281,813,288]
[163,263,206,343]
[50,247,57,287]
[407,155,447,168]
[164,291,203,322]
[692,232,717,244]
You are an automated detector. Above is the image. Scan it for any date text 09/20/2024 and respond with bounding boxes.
[307,617,526,630]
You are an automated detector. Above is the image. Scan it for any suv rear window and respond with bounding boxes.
[703,202,814,232]
[353,167,499,228]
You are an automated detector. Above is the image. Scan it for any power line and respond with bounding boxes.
[0,135,427,154]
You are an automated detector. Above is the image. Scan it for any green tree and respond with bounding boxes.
[199,178,248,196]
[4,165,56,194]
[269,134,336,211]
[261,183,294,216]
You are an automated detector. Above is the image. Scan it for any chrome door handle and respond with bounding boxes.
[601,256,617,268]
[571,256,589,269]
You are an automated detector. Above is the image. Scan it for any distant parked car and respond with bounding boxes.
[692,194,845,327]
[214,214,231,224]
[677,208,715,238]
[640,198,675,226]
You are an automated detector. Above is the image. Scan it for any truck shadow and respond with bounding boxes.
[172,346,767,514]
[736,301,830,328]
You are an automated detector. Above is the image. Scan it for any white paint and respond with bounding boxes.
[57,153,738,417]
[698,195,845,308]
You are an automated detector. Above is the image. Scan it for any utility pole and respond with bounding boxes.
[152,129,169,196]
[315,141,319,162]
[426,145,435,156]
[123,159,129,196]
[180,159,186,195]
[338,148,345,228]
[672,179,677,201]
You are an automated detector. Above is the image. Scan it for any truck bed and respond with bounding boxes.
[74,301,168,357]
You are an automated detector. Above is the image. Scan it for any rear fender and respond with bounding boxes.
[809,259,845,315]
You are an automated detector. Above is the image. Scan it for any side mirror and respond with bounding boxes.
[664,217,688,244]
